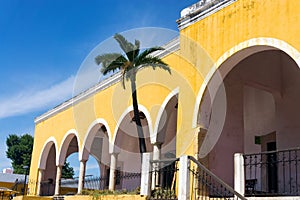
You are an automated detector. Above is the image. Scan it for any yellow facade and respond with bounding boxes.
[29,0,300,197]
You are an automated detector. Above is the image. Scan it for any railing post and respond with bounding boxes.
[152,142,161,189]
[178,155,190,200]
[140,152,151,197]
[234,153,245,196]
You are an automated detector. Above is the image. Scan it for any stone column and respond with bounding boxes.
[54,165,62,196]
[77,160,87,194]
[178,155,190,200]
[234,153,245,195]
[152,142,162,189]
[108,153,118,191]
[36,169,44,196]
[153,142,162,161]
[140,153,151,197]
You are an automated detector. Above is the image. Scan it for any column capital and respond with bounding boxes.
[152,141,162,146]
[110,152,120,156]
[79,159,88,163]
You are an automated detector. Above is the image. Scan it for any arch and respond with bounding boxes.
[58,129,80,166]
[38,137,58,170]
[192,41,300,189]
[110,104,153,153]
[192,37,300,128]
[80,118,112,161]
[152,87,179,143]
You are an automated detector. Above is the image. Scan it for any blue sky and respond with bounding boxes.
[0,0,196,176]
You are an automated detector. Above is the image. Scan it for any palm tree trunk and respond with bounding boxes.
[130,76,147,155]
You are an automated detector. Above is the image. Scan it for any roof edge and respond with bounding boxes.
[177,0,237,30]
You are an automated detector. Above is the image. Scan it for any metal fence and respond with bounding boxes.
[116,172,141,191]
[244,148,300,196]
[60,172,141,192]
[150,158,179,200]
[61,175,108,191]
[189,156,247,200]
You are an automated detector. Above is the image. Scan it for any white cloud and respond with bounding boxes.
[0,76,75,119]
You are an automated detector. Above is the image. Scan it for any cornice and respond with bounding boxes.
[177,0,237,30]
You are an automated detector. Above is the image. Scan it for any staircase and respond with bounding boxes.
[53,196,64,200]
[188,156,247,200]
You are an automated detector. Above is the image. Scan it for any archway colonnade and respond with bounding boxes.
[33,37,300,196]
[29,0,300,197]
[36,93,179,196]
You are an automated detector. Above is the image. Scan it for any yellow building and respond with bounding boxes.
[29,0,300,199]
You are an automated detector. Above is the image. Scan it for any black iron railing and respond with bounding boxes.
[244,148,300,196]
[60,175,109,191]
[189,156,247,200]
[60,172,141,192]
[116,172,141,192]
[84,176,109,190]
[150,158,179,200]
[60,178,78,189]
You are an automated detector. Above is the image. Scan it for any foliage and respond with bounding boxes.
[95,33,170,154]
[6,134,33,174]
[81,187,140,200]
[62,161,75,178]
[6,134,74,177]
[151,188,176,199]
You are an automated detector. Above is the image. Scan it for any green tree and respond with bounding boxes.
[6,134,75,177]
[62,161,74,178]
[95,33,170,154]
[6,134,33,174]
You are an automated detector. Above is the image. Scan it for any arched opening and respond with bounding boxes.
[58,134,79,194]
[113,110,152,191]
[197,47,300,194]
[157,94,178,159]
[155,94,178,188]
[39,142,57,196]
[81,122,110,190]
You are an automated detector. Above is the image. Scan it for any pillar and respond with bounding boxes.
[77,160,87,194]
[178,155,190,200]
[140,153,151,197]
[153,142,162,161]
[36,169,44,196]
[109,153,118,190]
[152,142,161,189]
[234,153,245,195]
[54,165,62,196]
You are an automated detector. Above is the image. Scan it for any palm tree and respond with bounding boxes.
[95,33,170,155]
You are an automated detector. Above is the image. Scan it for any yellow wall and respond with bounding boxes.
[0,182,26,195]
[29,0,300,196]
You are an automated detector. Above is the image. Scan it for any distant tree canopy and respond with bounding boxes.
[6,134,74,178]
[62,161,75,179]
[6,134,33,174]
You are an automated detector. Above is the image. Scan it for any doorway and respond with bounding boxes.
[267,142,278,193]
[261,132,277,193]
